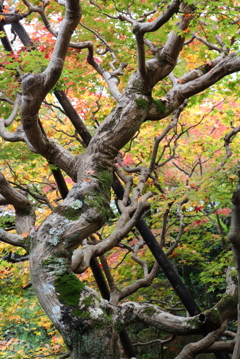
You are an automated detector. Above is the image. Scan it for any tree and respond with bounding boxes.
[0,0,240,358]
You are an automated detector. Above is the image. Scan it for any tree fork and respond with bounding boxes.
[54,71,231,359]
[57,183,137,358]
[0,22,70,202]
[3,18,137,358]
[6,18,232,359]
[54,88,200,316]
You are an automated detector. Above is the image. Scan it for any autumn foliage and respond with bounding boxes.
[0,0,240,358]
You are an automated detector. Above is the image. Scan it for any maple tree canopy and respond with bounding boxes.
[0,0,240,358]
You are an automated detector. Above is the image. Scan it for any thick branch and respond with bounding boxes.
[71,192,150,273]
[176,54,226,84]
[0,122,32,144]
[137,0,180,34]
[229,173,240,253]
[118,262,159,301]
[0,172,35,233]
[0,20,13,51]
[0,194,8,205]
[0,172,30,210]
[34,0,123,100]
[20,0,82,179]
[0,228,26,248]
[147,54,240,121]
[175,321,228,359]
[118,270,237,334]
[229,173,240,359]
[119,0,180,34]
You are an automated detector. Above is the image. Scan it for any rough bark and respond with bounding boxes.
[1,0,240,357]
[229,172,240,359]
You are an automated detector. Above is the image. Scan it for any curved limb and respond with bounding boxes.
[147,54,240,121]
[0,172,35,234]
[22,0,124,100]
[0,228,26,248]
[175,321,228,359]
[20,0,81,179]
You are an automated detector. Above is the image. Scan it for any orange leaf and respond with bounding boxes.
[22,232,29,238]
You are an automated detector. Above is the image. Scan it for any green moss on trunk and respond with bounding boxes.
[97,170,112,196]
[152,99,166,114]
[85,189,111,222]
[55,272,85,316]
[135,97,149,110]
[64,199,83,221]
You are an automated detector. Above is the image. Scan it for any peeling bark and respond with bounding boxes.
[0,0,240,357]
